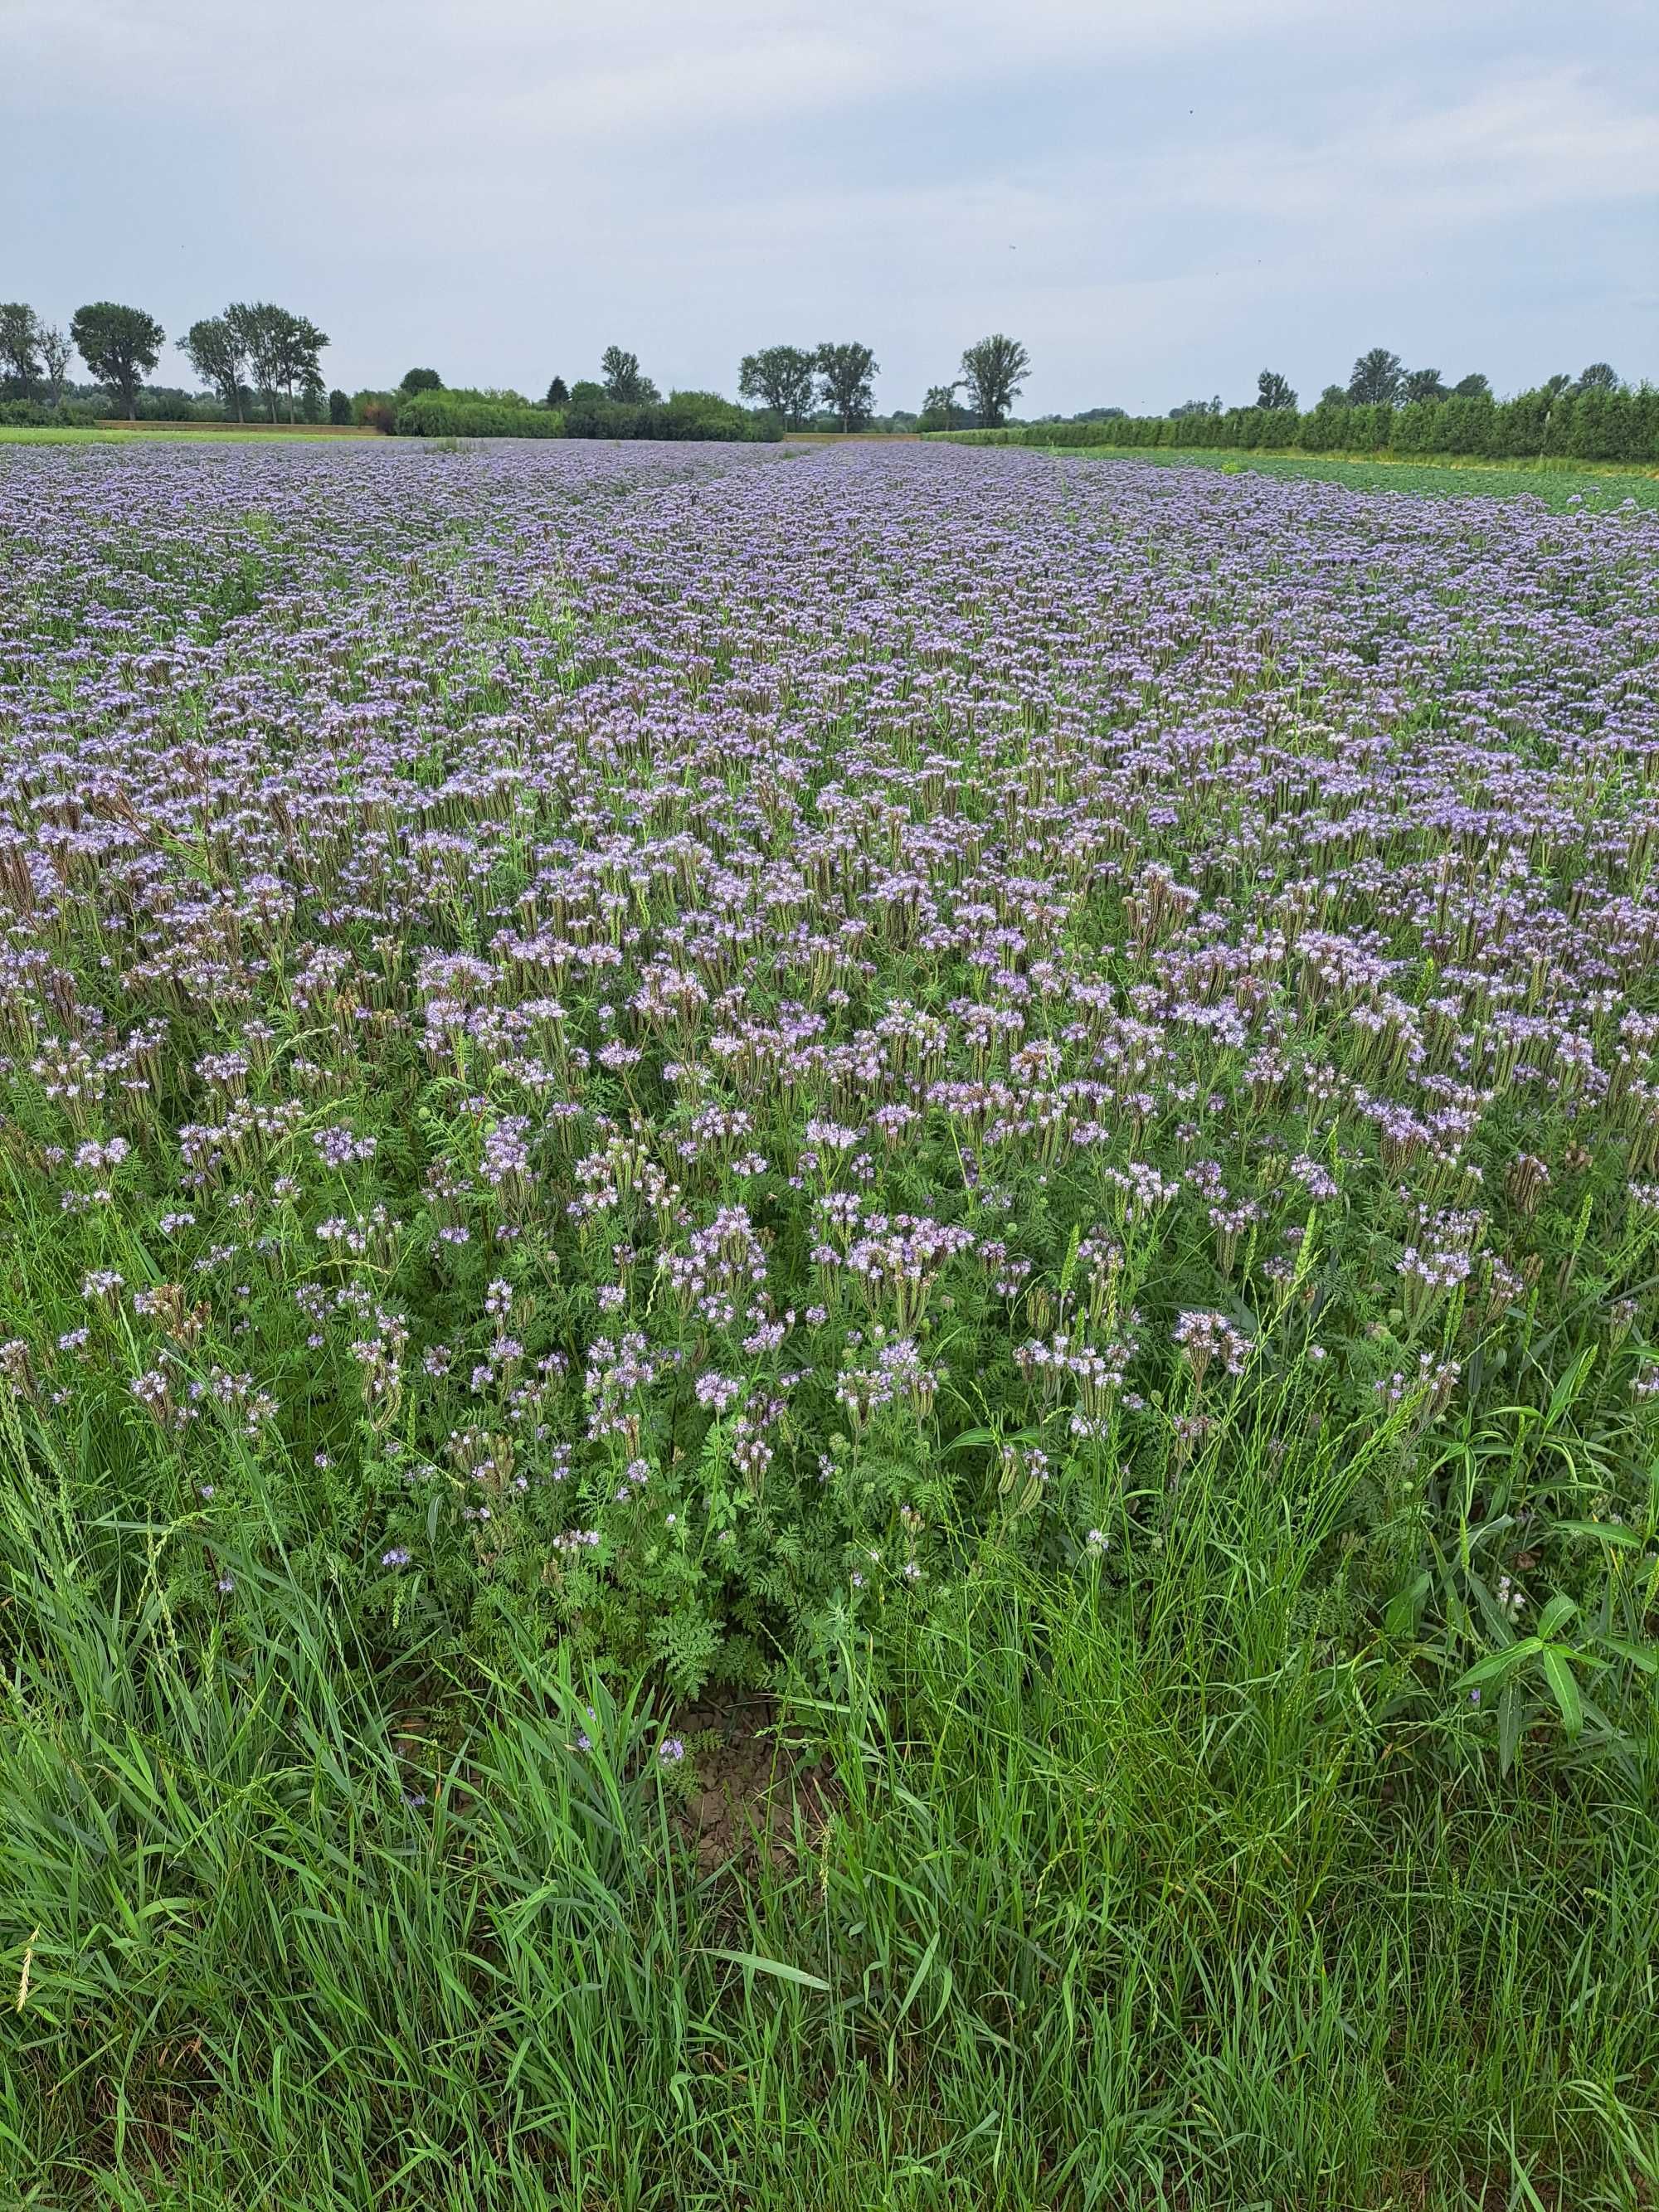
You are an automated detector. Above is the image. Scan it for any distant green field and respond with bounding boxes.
[0,425,378,445]
[1039,443,1659,512]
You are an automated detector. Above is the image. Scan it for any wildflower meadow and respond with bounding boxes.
[2,438,1657,2209]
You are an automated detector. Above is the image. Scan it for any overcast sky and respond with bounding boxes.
[7,0,1657,415]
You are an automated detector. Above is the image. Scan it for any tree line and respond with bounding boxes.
[733,334,1031,432]
[1173,348,1623,421]
[4,301,1647,453]
[951,375,1659,467]
[0,297,330,424]
[360,348,774,442]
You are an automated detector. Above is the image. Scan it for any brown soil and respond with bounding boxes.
[676,1694,839,1877]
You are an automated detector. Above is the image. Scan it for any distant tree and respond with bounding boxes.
[1319,384,1347,406]
[737,345,818,427]
[959,333,1030,427]
[1169,396,1222,420]
[1075,406,1126,422]
[400,367,442,394]
[1541,372,1574,402]
[815,342,878,431]
[280,315,327,421]
[70,301,165,419]
[1255,369,1297,411]
[37,322,72,412]
[225,304,270,417]
[226,303,328,421]
[184,316,248,420]
[1346,348,1402,405]
[1577,361,1620,392]
[917,382,966,431]
[600,347,658,405]
[1451,372,1491,400]
[545,376,569,408]
[328,387,352,425]
[0,304,42,397]
[1401,367,1447,405]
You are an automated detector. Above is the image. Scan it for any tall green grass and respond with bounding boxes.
[3,1383,1654,2210]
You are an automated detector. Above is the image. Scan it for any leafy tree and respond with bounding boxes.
[69,301,164,419]
[1452,372,1491,400]
[1347,348,1402,405]
[1075,406,1126,421]
[601,348,658,405]
[400,367,442,394]
[545,376,569,409]
[0,304,42,397]
[737,345,817,428]
[37,323,72,413]
[278,315,328,420]
[184,316,248,420]
[1541,372,1574,402]
[226,303,328,421]
[1319,384,1347,406]
[959,333,1030,427]
[328,388,352,425]
[814,342,878,431]
[1577,362,1620,392]
[917,382,966,432]
[1256,369,1297,411]
[1169,396,1222,420]
[1401,367,1447,405]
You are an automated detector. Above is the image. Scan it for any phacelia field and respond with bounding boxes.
[3,438,1658,1727]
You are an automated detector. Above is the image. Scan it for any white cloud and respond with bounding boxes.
[5,1,1654,406]
[1141,67,1659,226]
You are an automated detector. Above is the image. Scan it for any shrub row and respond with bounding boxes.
[562,389,778,442]
[946,386,1659,464]
[0,399,107,428]
[388,390,567,438]
[379,386,781,443]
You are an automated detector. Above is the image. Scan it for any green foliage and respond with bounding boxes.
[959,333,1030,427]
[328,386,352,425]
[814,341,878,430]
[224,301,328,423]
[0,302,43,398]
[941,382,1659,465]
[737,345,818,429]
[392,387,567,438]
[1256,368,1297,410]
[1347,346,1403,404]
[183,315,248,420]
[68,300,165,419]
[35,322,71,413]
[601,347,659,406]
[400,367,443,393]
[917,382,966,432]
[352,389,399,433]
[0,398,84,428]
[545,375,569,409]
[562,386,777,441]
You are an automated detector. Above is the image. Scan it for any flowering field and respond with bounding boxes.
[2,440,1657,2209]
